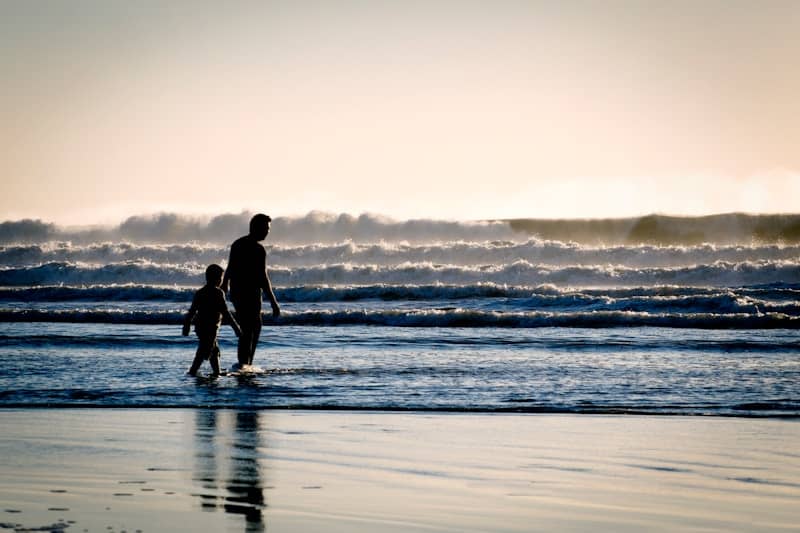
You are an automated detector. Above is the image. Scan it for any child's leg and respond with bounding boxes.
[209,339,221,376]
[188,334,215,375]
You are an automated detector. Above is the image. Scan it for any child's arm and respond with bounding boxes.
[216,288,241,337]
[182,294,198,336]
[224,307,242,337]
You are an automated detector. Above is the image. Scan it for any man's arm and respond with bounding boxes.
[264,270,280,318]
[257,245,280,317]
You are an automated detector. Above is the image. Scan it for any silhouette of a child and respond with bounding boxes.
[183,264,241,376]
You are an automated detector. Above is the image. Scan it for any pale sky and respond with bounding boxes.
[2,0,799,224]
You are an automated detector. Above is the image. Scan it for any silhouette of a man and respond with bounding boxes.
[222,214,280,367]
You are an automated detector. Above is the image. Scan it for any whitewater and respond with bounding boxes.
[0,212,798,414]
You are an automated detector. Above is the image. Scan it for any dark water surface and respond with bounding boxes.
[1,323,797,416]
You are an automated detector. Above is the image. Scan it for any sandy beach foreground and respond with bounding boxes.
[1,410,798,532]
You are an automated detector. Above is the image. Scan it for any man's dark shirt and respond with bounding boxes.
[225,235,268,307]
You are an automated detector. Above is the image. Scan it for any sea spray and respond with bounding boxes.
[3,211,800,245]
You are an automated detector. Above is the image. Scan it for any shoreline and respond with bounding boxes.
[2,405,798,418]
[2,409,799,532]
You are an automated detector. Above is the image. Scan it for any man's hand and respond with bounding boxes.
[232,324,242,337]
[272,303,281,318]
[182,323,190,336]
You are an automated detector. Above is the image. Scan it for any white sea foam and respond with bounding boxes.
[2,240,799,269]
[2,212,797,331]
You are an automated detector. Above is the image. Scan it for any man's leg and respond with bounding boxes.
[236,315,253,366]
[234,301,262,366]
[246,317,262,365]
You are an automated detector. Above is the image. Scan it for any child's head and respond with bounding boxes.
[205,264,224,286]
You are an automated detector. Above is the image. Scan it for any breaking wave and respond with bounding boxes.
[2,240,799,269]
[2,259,797,288]
[1,284,798,314]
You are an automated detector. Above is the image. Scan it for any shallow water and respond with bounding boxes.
[1,323,797,415]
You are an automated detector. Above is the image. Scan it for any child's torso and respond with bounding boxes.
[194,285,226,333]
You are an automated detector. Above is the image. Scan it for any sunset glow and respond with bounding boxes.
[3,1,799,224]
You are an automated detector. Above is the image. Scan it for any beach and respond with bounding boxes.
[1,409,798,532]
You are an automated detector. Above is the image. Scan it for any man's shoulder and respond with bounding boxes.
[231,235,250,248]
[231,235,265,254]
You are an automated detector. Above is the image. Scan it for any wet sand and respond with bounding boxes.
[1,409,798,532]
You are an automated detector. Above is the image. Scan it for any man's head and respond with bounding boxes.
[205,264,224,286]
[249,213,272,241]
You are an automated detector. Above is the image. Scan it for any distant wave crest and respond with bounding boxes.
[2,211,800,245]
[0,212,516,245]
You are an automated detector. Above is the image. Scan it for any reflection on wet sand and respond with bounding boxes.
[193,410,266,532]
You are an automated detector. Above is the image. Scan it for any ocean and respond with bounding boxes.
[1,212,798,415]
